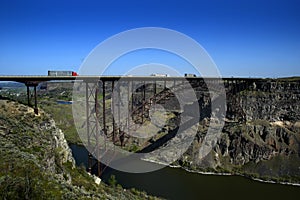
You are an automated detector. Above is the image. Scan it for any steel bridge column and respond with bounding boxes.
[127,81,130,137]
[26,85,30,106]
[142,81,145,123]
[85,81,102,176]
[131,81,136,130]
[85,82,92,174]
[131,81,134,115]
[112,81,115,143]
[95,85,101,177]
[163,80,167,104]
[34,85,38,115]
[117,82,121,137]
[102,81,107,153]
[102,81,106,136]
[153,80,156,111]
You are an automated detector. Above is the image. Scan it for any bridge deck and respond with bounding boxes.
[0,75,267,83]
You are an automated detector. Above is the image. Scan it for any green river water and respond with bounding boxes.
[70,144,300,200]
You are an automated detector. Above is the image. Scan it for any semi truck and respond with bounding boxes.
[48,70,78,76]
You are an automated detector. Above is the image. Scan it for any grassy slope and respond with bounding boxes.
[0,99,162,200]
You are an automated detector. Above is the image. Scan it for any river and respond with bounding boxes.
[70,144,300,200]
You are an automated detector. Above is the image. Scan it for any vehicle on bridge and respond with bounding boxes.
[48,70,78,76]
[151,73,169,77]
[184,73,197,77]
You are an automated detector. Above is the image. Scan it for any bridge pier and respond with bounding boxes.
[26,85,30,106]
[34,85,38,115]
[25,82,39,115]
[84,80,102,176]
[112,80,116,144]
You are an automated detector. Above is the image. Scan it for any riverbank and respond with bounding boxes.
[142,157,300,187]
[180,167,300,187]
[179,165,300,187]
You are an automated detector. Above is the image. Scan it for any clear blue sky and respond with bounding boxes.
[0,0,299,77]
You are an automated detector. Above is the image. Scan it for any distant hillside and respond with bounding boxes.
[0,82,25,88]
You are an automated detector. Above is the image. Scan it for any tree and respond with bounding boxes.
[108,175,117,187]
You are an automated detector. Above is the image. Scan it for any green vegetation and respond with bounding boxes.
[0,99,163,199]
[250,119,271,127]
[276,76,300,81]
[38,88,82,145]
[241,154,300,183]
[239,90,272,96]
[0,87,82,145]
[41,101,81,145]
[127,143,140,152]
[0,157,65,199]
[108,175,117,187]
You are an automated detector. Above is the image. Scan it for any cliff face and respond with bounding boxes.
[109,79,300,183]
[179,79,300,182]
[231,81,300,121]
[0,100,75,170]
[0,100,76,198]
[0,100,160,199]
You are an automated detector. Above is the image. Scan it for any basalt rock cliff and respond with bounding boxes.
[178,79,300,183]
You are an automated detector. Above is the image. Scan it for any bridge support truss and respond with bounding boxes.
[25,81,39,115]
[72,77,256,177]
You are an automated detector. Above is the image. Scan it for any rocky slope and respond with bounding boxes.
[0,99,161,199]
[177,79,300,183]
